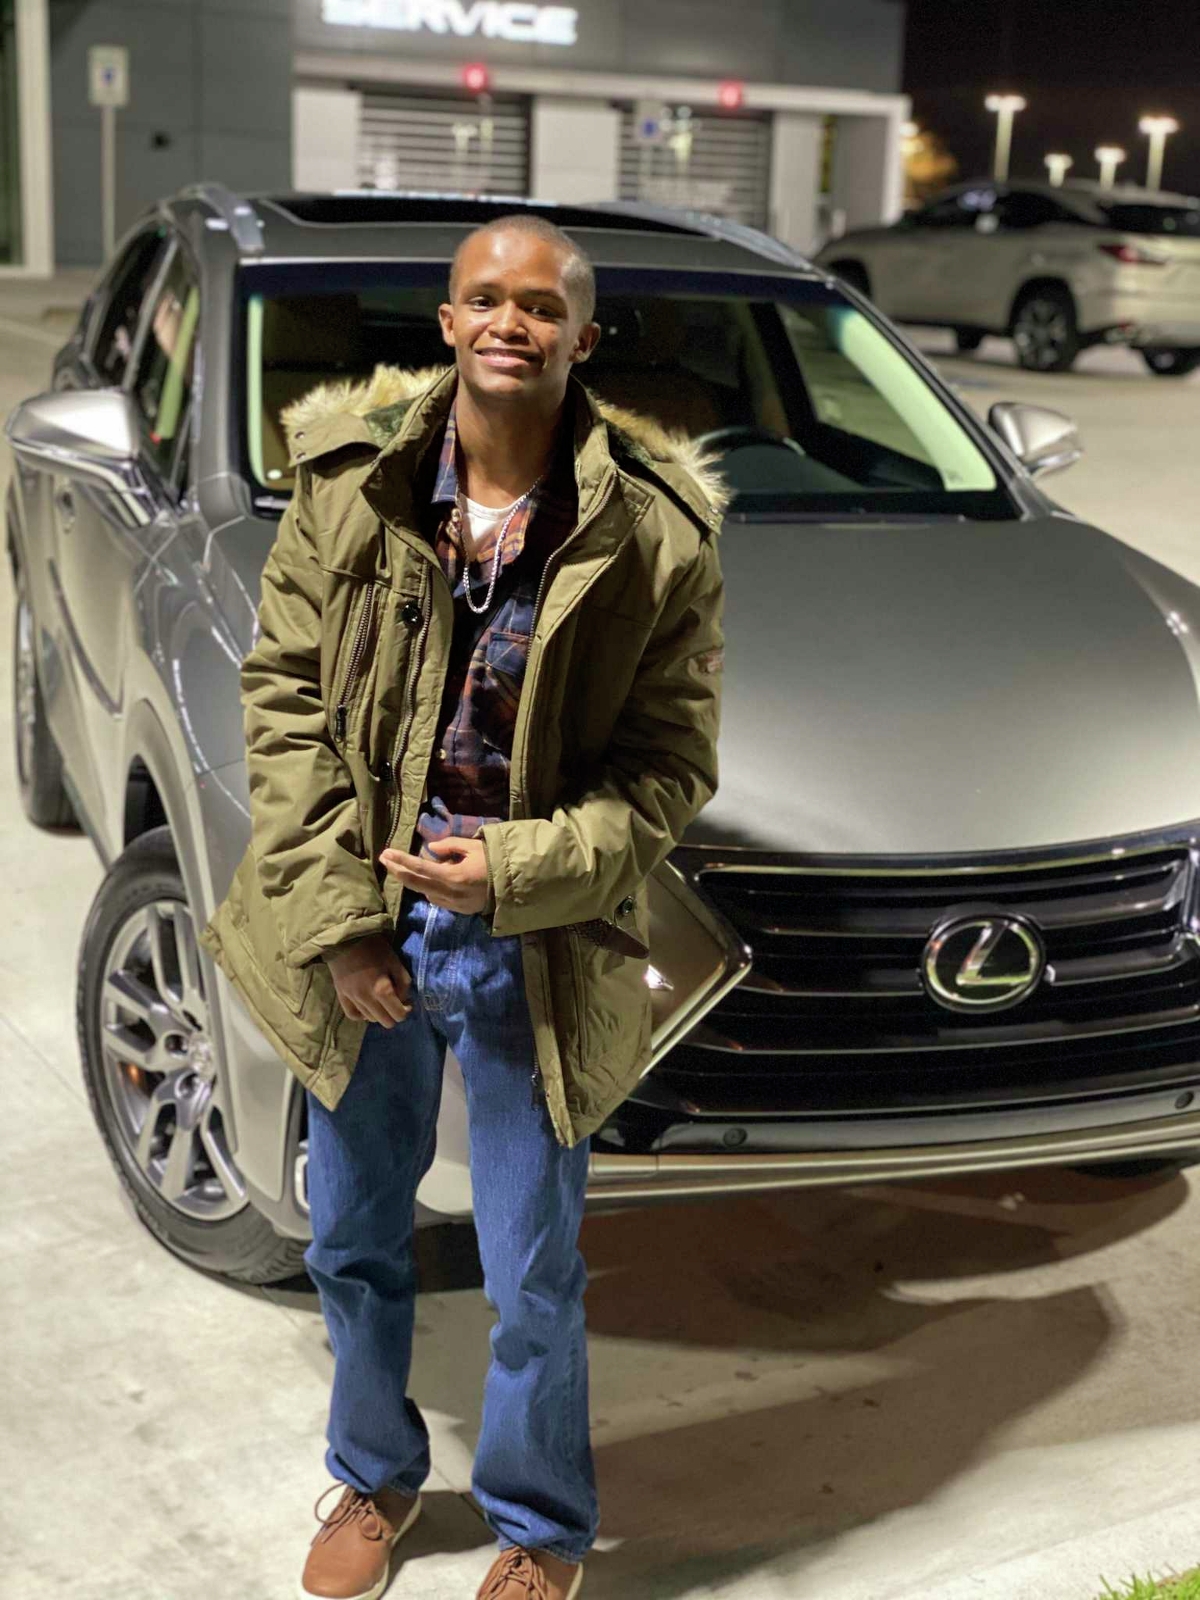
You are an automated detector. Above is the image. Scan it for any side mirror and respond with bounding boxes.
[4,389,157,527]
[988,400,1083,479]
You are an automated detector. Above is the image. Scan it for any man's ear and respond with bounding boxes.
[438,303,455,347]
[570,320,601,365]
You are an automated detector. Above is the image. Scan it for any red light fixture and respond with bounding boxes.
[462,62,490,94]
[717,80,745,111]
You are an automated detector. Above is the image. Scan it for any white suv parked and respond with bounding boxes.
[817,178,1200,376]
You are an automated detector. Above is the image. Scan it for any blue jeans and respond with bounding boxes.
[303,894,597,1563]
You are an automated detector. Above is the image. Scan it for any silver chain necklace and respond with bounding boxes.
[454,476,543,615]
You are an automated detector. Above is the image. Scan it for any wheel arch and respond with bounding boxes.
[1007,275,1077,334]
[118,698,302,1215]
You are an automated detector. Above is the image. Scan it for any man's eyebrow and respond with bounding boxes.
[459,278,569,302]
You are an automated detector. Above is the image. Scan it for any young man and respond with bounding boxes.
[198,214,726,1600]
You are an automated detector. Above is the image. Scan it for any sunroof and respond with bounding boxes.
[261,192,700,236]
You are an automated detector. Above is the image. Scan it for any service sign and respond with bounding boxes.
[321,0,579,46]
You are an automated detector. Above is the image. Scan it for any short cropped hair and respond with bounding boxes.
[448,213,597,322]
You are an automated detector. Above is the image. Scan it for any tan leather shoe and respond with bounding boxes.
[476,1546,583,1600]
[299,1481,422,1600]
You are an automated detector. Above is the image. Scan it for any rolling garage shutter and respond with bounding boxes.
[618,105,771,231]
[357,91,529,197]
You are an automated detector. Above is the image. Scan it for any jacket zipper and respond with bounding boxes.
[518,471,617,1110]
[333,582,378,744]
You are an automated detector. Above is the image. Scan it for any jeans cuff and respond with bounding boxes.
[497,1536,591,1565]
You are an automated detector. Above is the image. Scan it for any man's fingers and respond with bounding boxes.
[376,963,412,1023]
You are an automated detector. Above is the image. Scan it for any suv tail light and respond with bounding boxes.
[1099,241,1169,266]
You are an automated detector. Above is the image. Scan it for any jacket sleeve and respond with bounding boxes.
[481,529,724,937]
[240,468,393,969]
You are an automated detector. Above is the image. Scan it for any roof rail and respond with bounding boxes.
[175,183,266,255]
[583,199,811,270]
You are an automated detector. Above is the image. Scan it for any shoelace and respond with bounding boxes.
[311,1482,388,1546]
[479,1547,551,1600]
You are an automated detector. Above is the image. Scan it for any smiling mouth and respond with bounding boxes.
[476,348,539,368]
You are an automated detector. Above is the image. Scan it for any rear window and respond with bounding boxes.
[1097,202,1200,237]
[235,263,1010,521]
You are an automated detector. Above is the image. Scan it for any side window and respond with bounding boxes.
[91,230,169,387]
[995,191,1069,230]
[131,246,200,487]
[912,189,996,229]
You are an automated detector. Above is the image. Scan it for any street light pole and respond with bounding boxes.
[1139,115,1179,191]
[1094,147,1126,190]
[1044,153,1072,187]
[985,93,1026,182]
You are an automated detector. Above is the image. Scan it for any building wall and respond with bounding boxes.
[293,0,907,93]
[49,0,293,265]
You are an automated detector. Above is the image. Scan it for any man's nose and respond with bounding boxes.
[488,301,527,339]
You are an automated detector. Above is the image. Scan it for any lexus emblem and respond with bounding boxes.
[921,911,1045,1013]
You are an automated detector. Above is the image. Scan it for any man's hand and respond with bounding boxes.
[379,837,491,914]
[325,933,413,1026]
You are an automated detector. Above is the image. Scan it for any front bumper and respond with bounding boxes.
[587,1079,1200,1201]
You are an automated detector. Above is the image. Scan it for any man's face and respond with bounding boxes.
[439,229,600,404]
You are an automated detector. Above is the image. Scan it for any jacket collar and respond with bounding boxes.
[364,368,618,530]
[281,362,733,530]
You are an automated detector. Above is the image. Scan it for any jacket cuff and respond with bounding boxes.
[284,909,395,969]
[478,822,514,932]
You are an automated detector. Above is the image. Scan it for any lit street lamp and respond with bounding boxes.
[1095,145,1126,190]
[1044,152,1073,187]
[1139,115,1179,191]
[985,93,1026,181]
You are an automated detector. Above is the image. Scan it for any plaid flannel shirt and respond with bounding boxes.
[414,401,578,858]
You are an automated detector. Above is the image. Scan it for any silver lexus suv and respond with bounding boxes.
[817,178,1200,375]
[10,183,1200,1287]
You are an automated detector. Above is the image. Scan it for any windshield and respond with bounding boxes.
[237,265,1009,519]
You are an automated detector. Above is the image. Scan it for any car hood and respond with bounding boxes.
[687,512,1200,856]
[208,511,1200,859]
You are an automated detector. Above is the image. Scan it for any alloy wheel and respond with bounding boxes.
[100,897,246,1222]
[1014,298,1070,370]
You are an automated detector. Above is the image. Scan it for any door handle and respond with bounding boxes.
[55,486,76,530]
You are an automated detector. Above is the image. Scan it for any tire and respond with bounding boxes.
[955,328,986,353]
[12,561,76,828]
[76,826,307,1284]
[829,260,871,300]
[1141,348,1200,378]
[1011,285,1081,373]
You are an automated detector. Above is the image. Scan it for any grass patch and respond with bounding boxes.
[1097,1570,1200,1599]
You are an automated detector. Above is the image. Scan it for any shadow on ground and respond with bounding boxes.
[266,1161,1189,1597]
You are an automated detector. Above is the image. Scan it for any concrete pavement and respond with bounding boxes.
[3,281,1200,1599]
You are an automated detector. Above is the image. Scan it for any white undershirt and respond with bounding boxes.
[458,490,521,562]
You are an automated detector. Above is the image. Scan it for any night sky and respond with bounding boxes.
[903,0,1200,196]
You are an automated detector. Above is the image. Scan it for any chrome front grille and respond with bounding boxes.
[670,845,1200,1084]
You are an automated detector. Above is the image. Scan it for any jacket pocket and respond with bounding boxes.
[225,853,316,1017]
[562,880,653,1109]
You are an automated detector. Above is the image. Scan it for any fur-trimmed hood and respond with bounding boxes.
[280,363,733,517]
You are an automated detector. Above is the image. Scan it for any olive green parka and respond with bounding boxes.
[197,363,727,1146]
